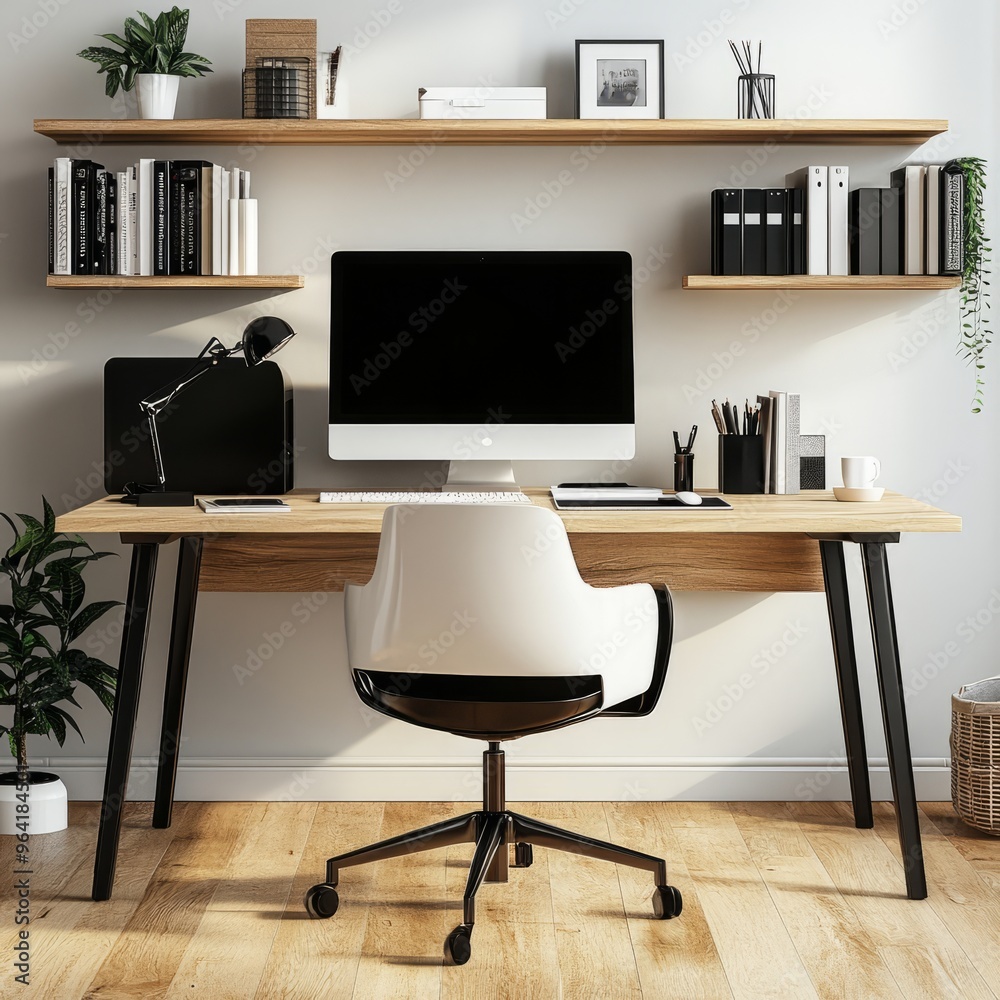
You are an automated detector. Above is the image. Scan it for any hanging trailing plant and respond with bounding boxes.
[954,156,991,412]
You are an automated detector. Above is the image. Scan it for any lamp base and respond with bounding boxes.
[137,491,195,507]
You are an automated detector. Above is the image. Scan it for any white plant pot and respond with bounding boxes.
[0,772,68,836]
[135,73,180,120]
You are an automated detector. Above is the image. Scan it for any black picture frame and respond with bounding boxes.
[575,39,665,119]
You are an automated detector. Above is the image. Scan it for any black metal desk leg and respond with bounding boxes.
[819,540,873,829]
[861,542,927,900]
[93,541,160,901]
[153,537,203,829]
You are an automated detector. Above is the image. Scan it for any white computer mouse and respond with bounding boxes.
[674,491,704,506]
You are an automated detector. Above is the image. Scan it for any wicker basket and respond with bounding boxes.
[951,676,1000,835]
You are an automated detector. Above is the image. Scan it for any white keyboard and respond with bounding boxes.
[319,491,533,505]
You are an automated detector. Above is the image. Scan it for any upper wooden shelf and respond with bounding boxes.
[47,274,304,290]
[33,118,949,147]
[683,275,961,290]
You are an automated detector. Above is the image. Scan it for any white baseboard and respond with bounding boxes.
[32,755,953,802]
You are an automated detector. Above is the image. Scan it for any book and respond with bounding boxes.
[229,197,241,275]
[106,170,118,276]
[211,164,224,275]
[710,188,742,275]
[768,390,786,494]
[925,164,941,275]
[827,166,849,276]
[763,188,786,276]
[200,164,213,276]
[116,170,128,276]
[53,158,72,275]
[784,392,801,494]
[47,167,54,274]
[849,188,881,275]
[787,167,828,275]
[167,160,211,274]
[138,158,154,276]
[890,165,926,275]
[940,161,964,275]
[239,198,258,275]
[786,187,805,274]
[756,394,773,494]
[71,159,101,275]
[741,188,765,275]
[220,168,231,276]
[879,186,903,275]
[127,165,139,276]
[95,169,109,275]
[152,160,170,276]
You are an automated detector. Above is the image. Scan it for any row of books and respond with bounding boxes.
[710,162,964,277]
[47,158,259,277]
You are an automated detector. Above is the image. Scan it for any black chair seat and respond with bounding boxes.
[353,670,604,740]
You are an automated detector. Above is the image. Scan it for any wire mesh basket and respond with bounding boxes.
[951,675,1000,835]
[243,56,314,119]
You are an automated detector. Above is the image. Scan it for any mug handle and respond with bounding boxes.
[870,458,881,483]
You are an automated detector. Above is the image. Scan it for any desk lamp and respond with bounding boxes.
[121,316,296,506]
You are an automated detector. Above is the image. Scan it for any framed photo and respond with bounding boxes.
[575,39,664,119]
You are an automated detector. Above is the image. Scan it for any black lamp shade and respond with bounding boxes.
[243,316,296,366]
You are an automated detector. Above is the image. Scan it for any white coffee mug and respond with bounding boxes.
[841,455,881,489]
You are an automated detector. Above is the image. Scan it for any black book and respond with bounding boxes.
[168,160,210,275]
[940,161,964,275]
[106,171,118,276]
[47,166,54,274]
[786,187,805,274]
[764,188,787,275]
[711,189,741,275]
[849,188,881,275]
[71,159,103,275]
[741,188,765,275]
[879,186,903,275]
[152,160,170,276]
[95,170,109,275]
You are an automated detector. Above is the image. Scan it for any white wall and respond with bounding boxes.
[2,0,997,802]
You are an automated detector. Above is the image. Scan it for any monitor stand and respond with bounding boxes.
[444,460,518,492]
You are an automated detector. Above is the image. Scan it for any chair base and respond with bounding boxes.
[304,744,682,965]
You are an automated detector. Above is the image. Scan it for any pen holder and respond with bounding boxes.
[673,452,694,492]
[719,435,765,493]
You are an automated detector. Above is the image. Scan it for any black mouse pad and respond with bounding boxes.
[552,496,733,510]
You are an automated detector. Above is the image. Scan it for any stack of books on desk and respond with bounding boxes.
[47,157,259,276]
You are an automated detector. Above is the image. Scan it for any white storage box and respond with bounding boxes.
[418,87,546,120]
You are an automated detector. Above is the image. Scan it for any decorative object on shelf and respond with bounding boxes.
[243,19,316,119]
[799,435,826,490]
[0,499,120,836]
[418,87,547,120]
[575,40,664,119]
[119,317,296,506]
[951,676,1000,836]
[952,157,991,412]
[317,46,349,119]
[77,7,212,120]
[729,40,773,119]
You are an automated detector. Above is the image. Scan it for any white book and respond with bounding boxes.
[54,157,72,274]
[210,164,223,275]
[137,158,154,275]
[827,165,849,276]
[892,164,926,275]
[925,164,941,275]
[784,392,800,495]
[787,166,827,275]
[116,170,128,275]
[220,169,231,276]
[768,391,787,494]
[229,198,241,275]
[127,165,138,276]
[239,198,258,275]
[242,170,251,199]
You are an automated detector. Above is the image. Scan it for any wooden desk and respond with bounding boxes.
[57,489,961,903]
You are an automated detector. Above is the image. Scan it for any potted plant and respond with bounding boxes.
[0,499,120,835]
[78,7,213,120]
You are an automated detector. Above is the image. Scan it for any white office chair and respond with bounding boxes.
[304,503,681,965]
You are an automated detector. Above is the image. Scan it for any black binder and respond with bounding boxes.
[741,188,765,275]
[764,188,787,275]
[711,189,742,275]
[849,188,881,275]
[879,186,903,275]
[786,187,805,274]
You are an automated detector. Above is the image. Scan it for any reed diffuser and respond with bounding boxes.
[729,40,774,119]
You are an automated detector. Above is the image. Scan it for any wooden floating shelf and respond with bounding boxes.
[46,274,304,290]
[33,118,949,147]
[682,275,961,290]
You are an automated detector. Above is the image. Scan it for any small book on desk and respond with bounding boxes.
[198,497,291,513]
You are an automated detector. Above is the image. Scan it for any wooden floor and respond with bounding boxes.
[1,800,998,999]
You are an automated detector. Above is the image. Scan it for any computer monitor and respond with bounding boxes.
[328,250,635,486]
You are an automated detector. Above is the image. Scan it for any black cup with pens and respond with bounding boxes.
[673,425,697,492]
[713,398,765,493]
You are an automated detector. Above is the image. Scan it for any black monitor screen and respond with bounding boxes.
[329,251,635,424]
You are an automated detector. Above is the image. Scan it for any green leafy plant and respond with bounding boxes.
[0,499,120,775]
[78,7,212,99]
[955,157,991,412]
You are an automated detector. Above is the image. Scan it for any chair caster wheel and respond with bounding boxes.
[304,883,340,919]
[652,884,682,920]
[513,843,533,868]
[444,924,472,965]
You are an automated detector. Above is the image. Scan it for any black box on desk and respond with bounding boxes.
[799,434,825,490]
[104,357,294,495]
[719,435,765,493]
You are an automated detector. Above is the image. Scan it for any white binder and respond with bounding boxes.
[828,165,849,276]
[787,166,828,275]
